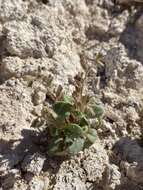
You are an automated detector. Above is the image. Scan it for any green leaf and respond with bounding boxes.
[63,95,74,104]
[73,110,89,126]
[54,138,63,144]
[86,134,96,143]
[53,101,73,118]
[73,110,84,117]
[82,125,88,133]
[79,116,89,126]
[93,104,104,117]
[65,137,73,144]
[68,138,84,155]
[65,123,84,137]
[86,128,96,143]
[88,128,97,136]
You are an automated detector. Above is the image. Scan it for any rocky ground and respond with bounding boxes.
[0,0,143,189]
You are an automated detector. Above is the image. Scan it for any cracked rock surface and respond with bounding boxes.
[0,0,143,190]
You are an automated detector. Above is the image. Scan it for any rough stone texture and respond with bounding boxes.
[3,6,71,58]
[21,153,46,175]
[104,164,121,190]
[0,154,20,173]
[27,177,45,190]
[1,54,82,87]
[104,44,143,90]
[0,0,143,189]
[113,138,143,184]
[1,169,20,189]
[136,14,143,62]
[88,6,110,36]
[0,0,28,22]
[109,10,129,36]
[113,138,143,163]
[82,144,108,182]
[123,162,143,184]
[53,143,108,190]
[116,0,143,5]
[0,79,33,139]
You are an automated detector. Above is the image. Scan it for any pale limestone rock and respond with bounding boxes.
[21,153,46,175]
[105,164,121,190]
[0,0,143,189]
[0,154,20,173]
[136,14,143,62]
[28,177,45,190]
[32,88,46,105]
[88,6,110,36]
[0,79,33,138]
[0,0,28,22]
[3,6,72,58]
[109,11,129,36]
[53,143,108,190]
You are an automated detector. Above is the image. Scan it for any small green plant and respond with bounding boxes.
[41,72,104,156]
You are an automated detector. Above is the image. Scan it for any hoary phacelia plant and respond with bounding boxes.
[34,71,104,156]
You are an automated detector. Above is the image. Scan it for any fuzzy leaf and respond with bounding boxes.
[65,124,84,137]
[86,134,96,143]
[82,125,88,133]
[93,104,104,117]
[53,101,73,118]
[68,138,84,155]
[65,137,73,144]
[73,110,84,117]
[73,110,88,126]
[86,128,96,143]
[63,95,74,104]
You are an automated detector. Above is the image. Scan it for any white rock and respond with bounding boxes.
[0,79,33,137]
[3,6,73,58]
[88,6,110,36]
[28,177,45,190]
[0,0,27,22]
[82,143,108,182]
[0,154,20,173]
[105,164,121,190]
[53,142,108,190]
[21,153,46,175]
[109,11,129,36]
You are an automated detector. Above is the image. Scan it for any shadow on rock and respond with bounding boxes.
[119,7,143,63]
[112,137,143,164]
[0,129,42,188]
[0,128,66,189]
[110,137,143,187]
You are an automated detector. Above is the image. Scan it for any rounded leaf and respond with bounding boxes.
[53,101,73,118]
[65,124,84,137]
[86,128,97,143]
[68,138,84,155]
